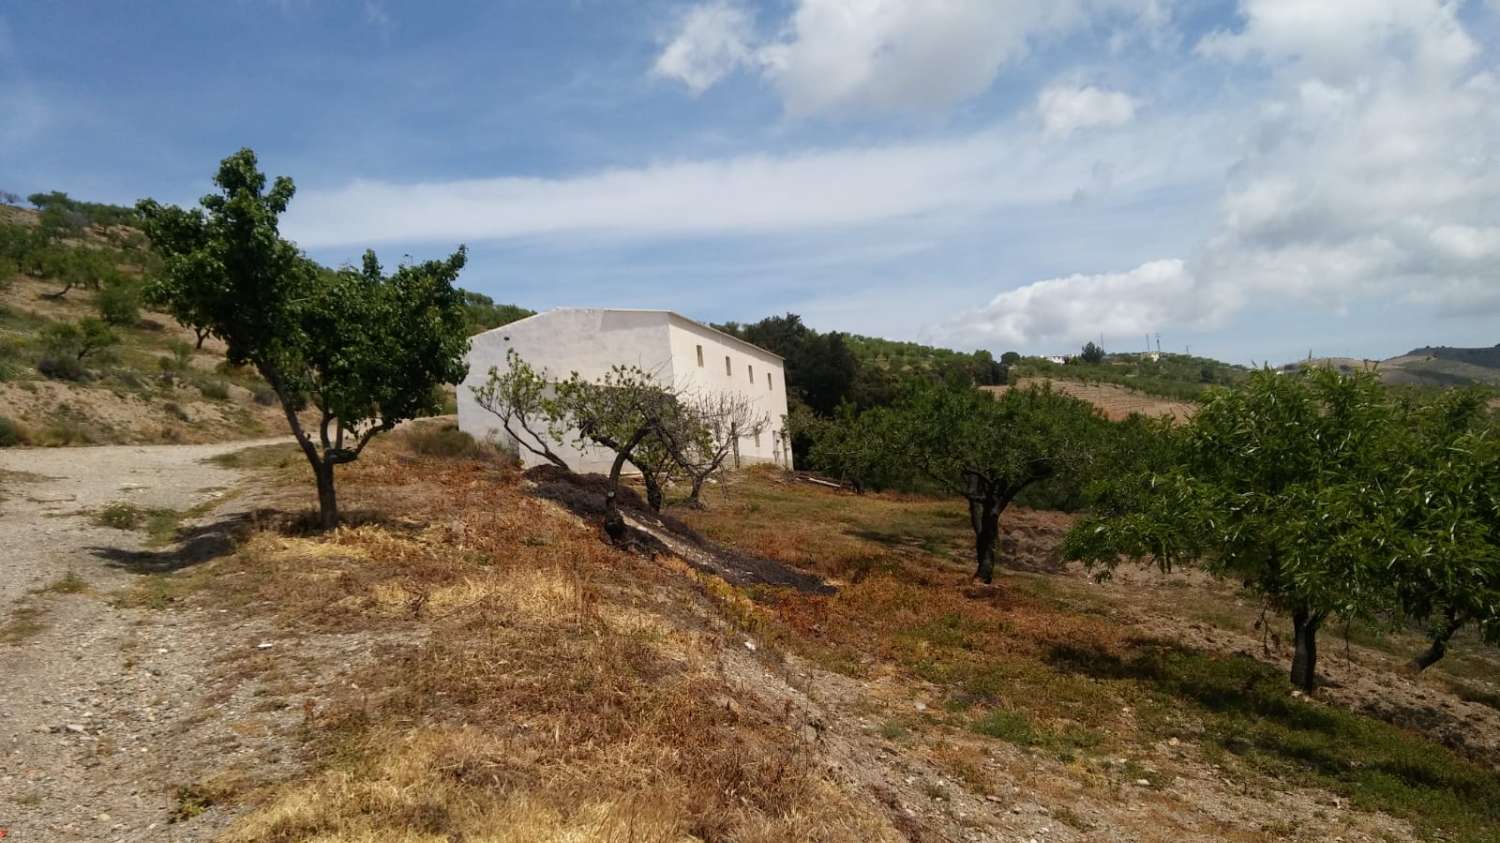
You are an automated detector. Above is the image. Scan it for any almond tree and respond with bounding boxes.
[878,381,1101,583]
[138,149,471,529]
[677,391,770,505]
[1065,369,1404,692]
[1391,390,1500,670]
[470,349,572,470]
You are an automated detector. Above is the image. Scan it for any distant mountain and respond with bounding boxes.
[1293,344,1500,388]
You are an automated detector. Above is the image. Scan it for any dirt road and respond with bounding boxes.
[0,440,288,841]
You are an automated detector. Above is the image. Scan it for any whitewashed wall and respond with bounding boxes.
[458,309,791,474]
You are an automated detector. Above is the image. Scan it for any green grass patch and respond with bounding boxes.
[38,570,88,595]
[0,604,48,644]
[1061,644,1500,843]
[207,442,303,471]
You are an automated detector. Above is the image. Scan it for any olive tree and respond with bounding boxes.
[138,149,471,529]
[880,382,1100,583]
[1065,369,1403,692]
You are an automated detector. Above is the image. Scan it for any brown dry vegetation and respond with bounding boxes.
[168,429,901,842]
[135,429,1500,842]
[985,379,1196,422]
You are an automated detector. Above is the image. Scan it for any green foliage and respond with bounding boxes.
[460,290,533,334]
[836,380,1102,581]
[137,148,473,528]
[471,349,572,469]
[37,318,118,379]
[96,275,142,325]
[28,190,141,229]
[1065,369,1417,690]
[1079,341,1105,364]
[1387,389,1500,667]
[0,415,23,447]
[1014,352,1248,401]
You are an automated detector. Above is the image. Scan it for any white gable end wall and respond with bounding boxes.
[458,309,792,475]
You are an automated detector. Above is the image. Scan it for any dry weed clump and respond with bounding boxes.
[216,440,898,842]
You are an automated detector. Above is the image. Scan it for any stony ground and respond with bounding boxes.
[0,440,322,842]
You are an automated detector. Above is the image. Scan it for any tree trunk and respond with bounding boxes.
[314,459,339,530]
[972,497,1001,584]
[194,328,208,350]
[1409,612,1464,672]
[604,447,631,544]
[688,474,707,505]
[1290,607,1322,692]
[643,470,664,513]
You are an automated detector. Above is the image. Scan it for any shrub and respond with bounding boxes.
[197,378,230,401]
[36,355,86,381]
[94,501,144,529]
[163,402,190,422]
[401,423,488,460]
[96,276,142,326]
[39,318,117,367]
[0,415,24,447]
[252,385,278,406]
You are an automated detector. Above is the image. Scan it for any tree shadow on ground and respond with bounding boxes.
[1044,638,1500,807]
[89,507,416,574]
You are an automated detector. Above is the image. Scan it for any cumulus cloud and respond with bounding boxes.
[940,0,1500,347]
[943,260,1224,347]
[1037,83,1138,136]
[655,0,1173,116]
[652,1,755,93]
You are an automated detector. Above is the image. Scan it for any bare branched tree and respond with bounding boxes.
[676,391,770,505]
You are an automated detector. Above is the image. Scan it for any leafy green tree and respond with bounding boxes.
[96,274,141,325]
[1065,370,1404,692]
[1000,351,1021,365]
[552,365,697,533]
[881,382,1100,582]
[460,291,534,334]
[1080,341,1105,364]
[37,318,118,379]
[137,149,471,528]
[1390,390,1500,670]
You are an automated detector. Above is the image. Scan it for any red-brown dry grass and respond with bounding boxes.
[986,378,1196,422]
[203,431,900,842]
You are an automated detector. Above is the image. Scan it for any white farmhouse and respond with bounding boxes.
[457,308,793,473]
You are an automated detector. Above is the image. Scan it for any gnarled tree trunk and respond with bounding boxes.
[314,460,338,530]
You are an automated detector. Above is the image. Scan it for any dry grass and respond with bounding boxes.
[202,439,898,842]
[678,470,1500,842]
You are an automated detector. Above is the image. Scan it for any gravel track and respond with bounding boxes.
[0,439,292,841]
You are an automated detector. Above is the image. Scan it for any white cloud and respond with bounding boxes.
[655,0,1176,116]
[942,260,1226,348]
[652,1,755,94]
[940,0,1500,347]
[284,115,1222,249]
[1196,0,1477,80]
[1037,83,1138,136]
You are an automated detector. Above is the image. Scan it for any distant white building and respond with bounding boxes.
[458,308,792,473]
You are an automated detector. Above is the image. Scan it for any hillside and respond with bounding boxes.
[0,200,532,447]
[7,434,1495,839]
[1291,345,1500,389]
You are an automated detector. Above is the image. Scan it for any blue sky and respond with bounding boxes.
[3,1,1498,364]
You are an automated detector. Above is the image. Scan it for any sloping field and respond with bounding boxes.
[985,377,1196,422]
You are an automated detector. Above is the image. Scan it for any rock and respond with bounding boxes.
[1135,778,1151,786]
[914,701,927,712]
[743,640,756,652]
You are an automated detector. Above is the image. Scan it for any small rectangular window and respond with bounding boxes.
[748,364,755,383]
[767,372,772,390]
[754,431,761,448]
[725,355,732,376]
[696,345,704,367]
